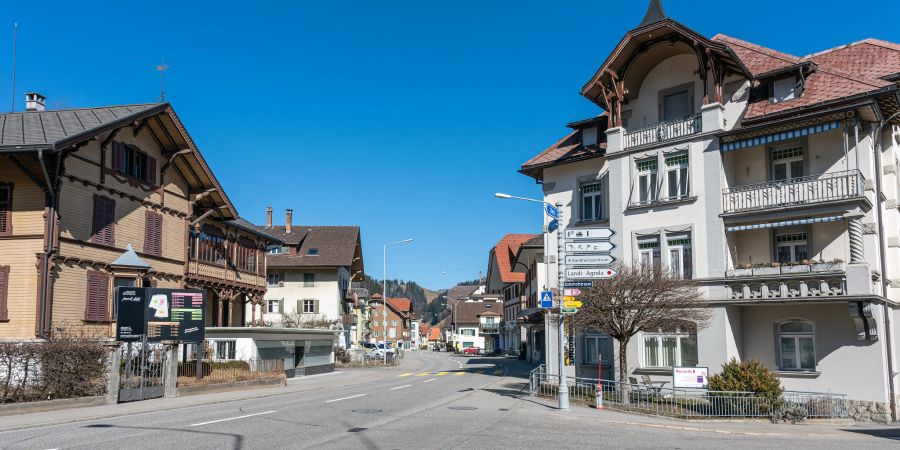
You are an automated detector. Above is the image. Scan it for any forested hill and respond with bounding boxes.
[363,275,444,319]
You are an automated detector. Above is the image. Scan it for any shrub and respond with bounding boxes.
[709,358,783,400]
[770,403,808,424]
[334,346,351,365]
[0,335,109,403]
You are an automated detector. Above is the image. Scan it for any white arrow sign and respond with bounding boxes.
[565,254,615,266]
[565,228,614,240]
[564,242,614,253]
[566,267,618,279]
[563,289,582,296]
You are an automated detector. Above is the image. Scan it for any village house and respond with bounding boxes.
[520,1,900,421]
[368,295,414,349]
[510,235,549,364]
[447,297,503,353]
[485,233,537,356]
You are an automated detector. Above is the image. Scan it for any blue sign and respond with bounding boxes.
[545,204,559,220]
[564,281,593,288]
[547,219,558,233]
[540,291,553,308]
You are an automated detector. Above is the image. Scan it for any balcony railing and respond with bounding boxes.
[480,324,501,334]
[722,170,864,214]
[623,114,702,149]
[341,313,357,326]
[725,271,847,301]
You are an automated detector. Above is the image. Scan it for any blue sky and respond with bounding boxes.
[3,1,896,289]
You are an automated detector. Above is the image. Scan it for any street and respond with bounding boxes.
[0,351,897,449]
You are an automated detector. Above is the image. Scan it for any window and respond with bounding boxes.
[662,89,691,121]
[373,320,380,327]
[196,226,226,265]
[775,232,808,264]
[391,320,398,326]
[460,328,476,336]
[112,277,135,319]
[665,153,689,200]
[771,145,803,181]
[307,248,319,256]
[215,340,236,360]
[85,271,110,322]
[389,328,397,338]
[112,142,157,185]
[778,320,816,371]
[235,238,257,273]
[144,211,162,257]
[91,196,116,246]
[667,235,693,279]
[642,325,697,368]
[638,236,661,269]
[266,245,285,254]
[0,266,9,321]
[772,76,798,103]
[462,342,474,348]
[266,299,281,314]
[580,181,604,222]
[302,299,318,314]
[0,184,11,237]
[303,273,315,287]
[373,330,379,337]
[267,272,282,287]
[582,336,611,365]
[637,158,658,204]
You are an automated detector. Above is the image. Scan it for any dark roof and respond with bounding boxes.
[263,225,361,268]
[520,128,606,179]
[451,301,503,324]
[521,235,543,248]
[638,0,667,28]
[446,285,479,302]
[226,218,282,244]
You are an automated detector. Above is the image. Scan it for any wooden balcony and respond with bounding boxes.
[187,259,266,288]
[722,170,865,215]
[623,114,702,149]
[341,313,358,326]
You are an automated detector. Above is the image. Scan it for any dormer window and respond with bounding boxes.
[772,75,800,103]
[308,248,319,256]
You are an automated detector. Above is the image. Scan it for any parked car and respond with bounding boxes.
[462,347,481,356]
[432,344,443,352]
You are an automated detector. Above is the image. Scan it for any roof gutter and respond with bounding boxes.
[36,147,56,340]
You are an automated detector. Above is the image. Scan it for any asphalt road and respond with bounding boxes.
[0,351,897,449]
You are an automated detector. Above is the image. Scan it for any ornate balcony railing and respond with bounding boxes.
[725,273,846,301]
[623,114,702,149]
[722,170,865,214]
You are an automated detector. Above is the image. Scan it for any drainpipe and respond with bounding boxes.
[872,112,899,422]
[36,148,57,340]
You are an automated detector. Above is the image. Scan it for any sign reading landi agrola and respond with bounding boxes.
[116,288,206,343]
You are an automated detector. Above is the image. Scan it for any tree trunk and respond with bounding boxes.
[618,336,630,405]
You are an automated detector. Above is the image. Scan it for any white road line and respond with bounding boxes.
[324,394,366,403]
[423,378,438,383]
[189,411,276,427]
[391,384,411,390]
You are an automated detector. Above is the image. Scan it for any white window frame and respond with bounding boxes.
[777,320,816,371]
[641,325,698,369]
[638,236,661,269]
[664,153,689,200]
[266,299,280,314]
[580,181,604,222]
[214,340,236,361]
[267,272,282,287]
[460,328,476,337]
[636,158,659,205]
[302,299,316,314]
[667,234,692,280]
[775,232,809,264]
[771,145,803,181]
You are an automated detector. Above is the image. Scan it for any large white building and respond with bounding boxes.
[519,1,900,422]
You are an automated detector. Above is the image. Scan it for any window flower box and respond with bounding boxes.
[727,268,753,277]
[781,264,811,274]
[753,267,780,276]
[811,262,846,273]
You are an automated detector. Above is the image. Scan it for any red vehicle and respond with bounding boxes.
[462,347,481,356]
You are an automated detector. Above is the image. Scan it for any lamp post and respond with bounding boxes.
[384,238,413,365]
[494,193,569,410]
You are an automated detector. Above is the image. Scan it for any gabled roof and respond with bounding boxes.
[451,300,502,324]
[520,128,606,179]
[262,225,362,268]
[226,218,283,244]
[490,234,539,284]
[805,39,900,82]
[0,104,162,150]
[446,285,479,302]
[712,34,802,77]
[388,297,413,315]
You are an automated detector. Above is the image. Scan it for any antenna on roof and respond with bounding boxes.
[156,62,169,102]
[10,22,17,112]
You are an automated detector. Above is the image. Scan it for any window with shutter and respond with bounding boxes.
[144,211,162,256]
[85,271,110,322]
[0,184,11,237]
[92,196,116,246]
[0,266,9,321]
[147,157,157,186]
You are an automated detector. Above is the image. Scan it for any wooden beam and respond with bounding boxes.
[132,117,150,137]
[7,155,47,190]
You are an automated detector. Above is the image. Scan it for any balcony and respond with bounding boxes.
[480,323,501,335]
[623,114,702,149]
[341,313,357,326]
[725,272,847,301]
[722,170,865,215]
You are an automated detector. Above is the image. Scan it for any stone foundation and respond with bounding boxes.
[846,399,890,424]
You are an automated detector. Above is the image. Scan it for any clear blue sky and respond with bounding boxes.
[3,1,896,289]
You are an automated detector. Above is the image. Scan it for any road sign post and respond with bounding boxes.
[540,291,553,309]
[555,202,569,410]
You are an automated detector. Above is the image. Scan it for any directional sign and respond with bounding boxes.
[547,219,559,233]
[563,289,582,296]
[566,267,618,279]
[563,300,583,308]
[565,242,614,253]
[564,281,592,288]
[540,291,553,308]
[545,204,559,220]
[562,296,577,302]
[561,307,578,314]
[565,228,614,240]
[565,254,615,266]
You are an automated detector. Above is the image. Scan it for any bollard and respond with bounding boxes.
[595,383,604,410]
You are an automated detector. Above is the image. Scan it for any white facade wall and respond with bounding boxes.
[256,267,349,325]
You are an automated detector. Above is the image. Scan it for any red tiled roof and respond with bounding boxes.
[806,39,900,82]
[521,125,606,177]
[494,234,539,284]
[712,34,802,77]
[428,327,442,340]
[387,297,412,314]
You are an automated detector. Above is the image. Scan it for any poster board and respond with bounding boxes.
[672,366,709,389]
[116,288,206,342]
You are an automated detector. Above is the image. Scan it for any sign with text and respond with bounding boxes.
[565,228,614,240]
[116,287,206,343]
[564,242,614,253]
[564,281,593,288]
[565,267,617,279]
[563,289,582,296]
[672,367,709,389]
[565,254,615,266]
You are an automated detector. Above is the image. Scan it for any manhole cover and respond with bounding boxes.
[347,427,368,433]
[352,409,383,414]
[448,406,477,411]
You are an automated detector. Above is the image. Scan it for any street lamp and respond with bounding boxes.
[495,192,569,410]
[384,238,413,365]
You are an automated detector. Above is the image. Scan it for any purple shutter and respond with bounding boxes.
[0,265,9,321]
[0,185,10,236]
[85,271,109,321]
[147,156,157,185]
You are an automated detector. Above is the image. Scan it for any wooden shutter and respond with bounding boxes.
[296,299,302,314]
[112,142,121,173]
[92,196,115,246]
[0,185,11,237]
[278,299,284,314]
[85,271,109,322]
[314,300,319,314]
[144,211,162,256]
[147,156,157,186]
[0,266,9,321]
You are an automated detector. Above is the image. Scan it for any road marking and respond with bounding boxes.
[435,371,449,376]
[390,384,411,390]
[189,411,276,427]
[415,372,431,377]
[423,378,438,383]
[454,372,465,376]
[493,370,504,376]
[398,372,415,377]
[325,394,366,403]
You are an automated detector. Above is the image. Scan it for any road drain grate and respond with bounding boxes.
[448,406,477,411]
[347,427,368,433]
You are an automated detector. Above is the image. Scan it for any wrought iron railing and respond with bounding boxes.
[623,114,702,149]
[177,359,284,387]
[480,324,501,334]
[722,170,864,214]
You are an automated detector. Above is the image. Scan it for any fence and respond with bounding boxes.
[529,366,847,419]
[337,348,401,368]
[722,170,864,214]
[176,359,284,387]
[623,114,702,149]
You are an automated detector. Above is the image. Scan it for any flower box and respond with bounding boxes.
[753,267,780,276]
[727,269,753,277]
[781,265,811,274]
[811,262,846,273]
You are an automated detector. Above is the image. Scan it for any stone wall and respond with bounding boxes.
[846,399,890,423]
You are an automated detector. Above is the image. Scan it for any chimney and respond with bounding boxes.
[25,92,46,112]
[285,209,293,234]
[265,206,273,228]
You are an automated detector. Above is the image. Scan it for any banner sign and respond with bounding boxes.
[116,287,206,343]
[672,367,709,389]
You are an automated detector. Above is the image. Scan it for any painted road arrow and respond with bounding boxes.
[564,242,614,253]
[565,228,614,240]
[565,254,615,266]
[565,267,618,279]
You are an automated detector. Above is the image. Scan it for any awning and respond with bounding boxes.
[725,215,844,232]
[721,122,841,152]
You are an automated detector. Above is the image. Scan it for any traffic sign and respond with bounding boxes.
[563,300,583,308]
[564,281,592,288]
[565,242,614,253]
[547,219,559,233]
[562,296,577,302]
[565,228,614,240]
[565,254,615,266]
[561,307,578,314]
[545,204,559,220]
[540,291,553,308]
[565,267,618,279]
[563,289,582,296]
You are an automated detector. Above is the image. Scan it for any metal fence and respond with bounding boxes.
[176,359,284,387]
[624,114,702,149]
[722,169,864,214]
[119,342,167,402]
[529,366,847,419]
[339,349,401,367]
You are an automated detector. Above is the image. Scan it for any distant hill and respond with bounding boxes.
[364,275,444,320]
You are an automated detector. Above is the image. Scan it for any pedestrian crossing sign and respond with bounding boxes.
[540,291,553,308]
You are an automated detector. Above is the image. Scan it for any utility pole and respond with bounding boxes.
[555,202,569,410]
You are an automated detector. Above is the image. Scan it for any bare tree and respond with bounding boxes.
[573,262,709,397]
[280,312,339,330]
